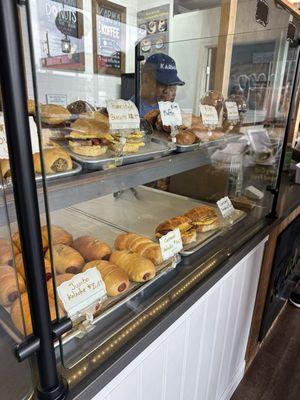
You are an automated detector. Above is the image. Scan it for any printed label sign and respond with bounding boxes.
[29,117,41,154]
[199,105,219,126]
[57,268,107,317]
[217,196,235,219]
[159,101,182,127]
[225,101,239,122]
[159,228,183,261]
[46,94,68,107]
[0,130,9,159]
[106,99,140,130]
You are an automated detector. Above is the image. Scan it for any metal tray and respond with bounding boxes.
[5,161,82,186]
[64,139,176,171]
[71,186,247,257]
[0,207,179,344]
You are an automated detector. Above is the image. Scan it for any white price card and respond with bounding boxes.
[29,117,40,154]
[158,101,183,127]
[159,228,183,261]
[57,268,107,317]
[199,105,219,126]
[217,196,235,219]
[225,101,239,122]
[106,99,140,131]
[0,116,9,159]
[46,94,67,107]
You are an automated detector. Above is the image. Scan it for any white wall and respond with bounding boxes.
[89,238,267,400]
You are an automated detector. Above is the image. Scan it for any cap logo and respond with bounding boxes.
[160,63,176,71]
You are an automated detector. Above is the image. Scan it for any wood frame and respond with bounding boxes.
[245,204,300,368]
[92,0,126,77]
[277,0,300,19]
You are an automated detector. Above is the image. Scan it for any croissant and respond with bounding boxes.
[33,147,72,174]
[10,292,64,335]
[0,265,26,306]
[12,230,49,254]
[45,244,85,274]
[115,233,163,265]
[15,253,52,281]
[0,238,20,264]
[110,251,156,283]
[83,260,130,297]
[72,236,111,262]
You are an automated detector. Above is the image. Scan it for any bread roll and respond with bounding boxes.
[0,238,19,264]
[83,260,129,297]
[15,253,52,281]
[0,265,26,306]
[40,104,71,125]
[72,236,112,261]
[45,244,85,274]
[70,119,109,139]
[33,147,72,174]
[110,251,156,283]
[115,233,163,265]
[0,158,11,179]
[41,225,73,247]
[11,292,64,335]
[12,230,49,253]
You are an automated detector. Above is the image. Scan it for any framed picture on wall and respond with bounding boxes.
[92,0,126,76]
[38,0,85,71]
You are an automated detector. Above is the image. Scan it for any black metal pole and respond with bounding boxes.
[0,1,67,399]
[134,42,143,112]
[269,40,300,218]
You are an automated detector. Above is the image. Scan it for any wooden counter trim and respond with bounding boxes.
[277,0,300,19]
[245,204,300,368]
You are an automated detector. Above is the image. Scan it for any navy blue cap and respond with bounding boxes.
[145,53,185,86]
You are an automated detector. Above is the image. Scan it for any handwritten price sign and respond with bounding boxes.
[159,228,183,261]
[159,101,182,127]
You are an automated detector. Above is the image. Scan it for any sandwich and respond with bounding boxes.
[155,216,196,245]
[184,206,219,233]
[68,118,110,157]
[40,104,71,126]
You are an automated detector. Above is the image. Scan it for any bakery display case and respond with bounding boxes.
[0,0,299,398]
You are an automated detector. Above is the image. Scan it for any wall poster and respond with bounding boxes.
[137,5,170,59]
[38,0,85,71]
[93,0,126,76]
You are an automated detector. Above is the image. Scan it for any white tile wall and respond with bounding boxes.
[90,238,267,400]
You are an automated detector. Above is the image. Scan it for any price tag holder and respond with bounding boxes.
[106,100,140,131]
[57,268,107,318]
[225,101,239,122]
[158,101,182,127]
[159,228,183,261]
[199,105,219,126]
[217,196,236,219]
[0,117,9,159]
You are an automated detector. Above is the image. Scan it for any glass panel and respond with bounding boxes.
[20,0,299,387]
[0,133,35,398]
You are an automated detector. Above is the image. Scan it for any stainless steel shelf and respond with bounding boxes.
[0,149,211,225]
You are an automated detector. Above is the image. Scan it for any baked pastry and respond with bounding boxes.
[40,104,71,125]
[176,130,197,145]
[11,292,64,335]
[108,140,145,154]
[67,100,95,115]
[110,251,156,282]
[0,238,20,264]
[12,229,49,253]
[0,158,11,179]
[72,236,112,262]
[201,90,224,115]
[41,225,73,247]
[155,216,196,245]
[45,244,85,274]
[115,233,163,265]
[33,147,72,174]
[155,113,171,133]
[15,253,52,281]
[83,260,129,297]
[79,111,109,126]
[70,119,109,138]
[27,99,36,116]
[184,206,219,233]
[0,265,26,306]
[144,109,160,126]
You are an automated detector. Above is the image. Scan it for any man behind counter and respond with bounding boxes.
[136,53,185,117]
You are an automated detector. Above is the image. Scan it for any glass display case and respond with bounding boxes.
[0,0,299,398]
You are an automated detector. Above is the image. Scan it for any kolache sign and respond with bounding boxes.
[93,0,126,76]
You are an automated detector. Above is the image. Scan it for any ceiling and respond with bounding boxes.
[174,0,222,15]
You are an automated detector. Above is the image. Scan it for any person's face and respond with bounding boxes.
[156,84,177,102]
